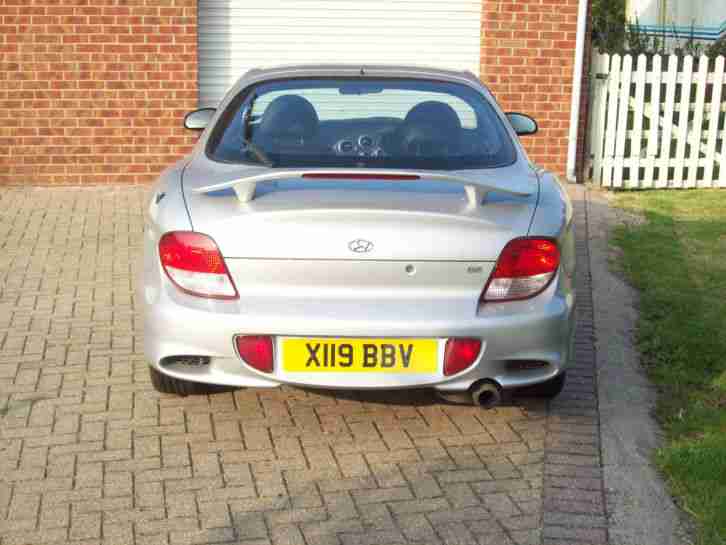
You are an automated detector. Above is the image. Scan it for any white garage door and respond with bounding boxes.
[198,0,483,107]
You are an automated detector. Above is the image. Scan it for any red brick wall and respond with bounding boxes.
[1,0,589,185]
[481,0,588,178]
[0,1,198,185]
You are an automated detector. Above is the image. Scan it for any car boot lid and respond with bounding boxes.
[182,159,540,261]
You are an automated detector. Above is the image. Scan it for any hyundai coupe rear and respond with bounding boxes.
[141,65,576,406]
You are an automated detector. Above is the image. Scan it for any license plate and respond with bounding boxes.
[282,338,438,373]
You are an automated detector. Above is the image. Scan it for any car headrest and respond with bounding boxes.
[256,95,319,140]
[404,101,462,135]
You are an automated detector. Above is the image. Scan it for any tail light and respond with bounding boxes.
[444,338,482,376]
[235,335,274,373]
[159,231,238,299]
[481,238,560,302]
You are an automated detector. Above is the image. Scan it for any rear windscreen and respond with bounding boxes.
[207,78,517,170]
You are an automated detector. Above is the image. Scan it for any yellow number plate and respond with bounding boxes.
[282,338,438,373]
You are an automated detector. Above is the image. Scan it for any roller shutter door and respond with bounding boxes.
[198,0,483,107]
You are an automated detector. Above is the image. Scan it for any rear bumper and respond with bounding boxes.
[142,271,576,392]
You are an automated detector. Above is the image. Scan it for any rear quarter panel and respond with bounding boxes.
[141,160,194,308]
[529,170,576,298]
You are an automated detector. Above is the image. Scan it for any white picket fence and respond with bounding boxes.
[588,53,726,188]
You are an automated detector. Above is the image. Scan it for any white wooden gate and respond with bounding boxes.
[588,53,726,188]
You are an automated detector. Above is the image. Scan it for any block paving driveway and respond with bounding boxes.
[0,186,606,545]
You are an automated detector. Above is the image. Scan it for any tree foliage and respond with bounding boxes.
[705,36,726,59]
[592,0,725,59]
[592,0,627,54]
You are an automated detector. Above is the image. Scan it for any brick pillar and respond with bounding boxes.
[0,1,199,185]
[480,0,590,179]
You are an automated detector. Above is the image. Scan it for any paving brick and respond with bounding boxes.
[397,513,438,541]
[0,186,607,545]
[104,471,133,498]
[73,496,133,515]
[427,506,491,525]
[546,453,600,467]
[103,521,135,545]
[166,491,198,519]
[437,522,482,544]
[69,512,101,540]
[541,187,607,545]
[1,527,68,545]
[509,528,541,545]
[136,516,200,536]
[543,525,608,543]
[443,445,485,468]
[227,496,290,513]
[545,463,603,479]
[544,511,607,528]
[317,475,377,493]
[323,491,357,519]
[351,486,413,505]
[546,486,604,505]
[253,470,288,497]
[7,493,41,521]
[270,524,306,545]
[265,507,328,526]
[369,463,408,488]
[197,485,256,503]
[0,482,14,519]
[39,504,70,529]
[169,527,236,545]
[435,468,492,484]
[347,503,391,532]
[467,523,514,545]
[165,476,224,495]
[335,453,371,478]
[136,466,193,484]
[301,518,364,537]
[364,449,421,465]
[341,530,408,545]
[441,483,480,508]
[545,498,606,516]
[479,492,522,517]
[221,463,254,487]
[399,464,443,499]
[75,462,104,489]
[198,501,232,529]
[287,482,324,510]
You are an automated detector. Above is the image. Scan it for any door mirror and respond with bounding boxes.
[184,108,216,130]
[506,113,538,136]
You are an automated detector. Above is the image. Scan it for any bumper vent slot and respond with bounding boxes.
[506,360,549,371]
[160,356,210,369]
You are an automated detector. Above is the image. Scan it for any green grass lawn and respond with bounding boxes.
[612,189,726,544]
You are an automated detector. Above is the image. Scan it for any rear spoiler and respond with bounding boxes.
[192,168,535,207]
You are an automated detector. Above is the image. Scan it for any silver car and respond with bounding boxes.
[141,65,576,407]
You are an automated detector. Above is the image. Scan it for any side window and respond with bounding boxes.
[212,107,244,162]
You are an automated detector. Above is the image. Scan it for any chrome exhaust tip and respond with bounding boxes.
[470,380,502,409]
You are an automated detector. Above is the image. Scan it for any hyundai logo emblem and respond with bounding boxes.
[348,238,374,253]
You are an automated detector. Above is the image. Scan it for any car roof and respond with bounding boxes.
[245,64,480,82]
[220,64,490,106]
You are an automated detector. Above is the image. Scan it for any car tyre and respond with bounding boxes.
[519,372,566,398]
[148,366,222,396]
